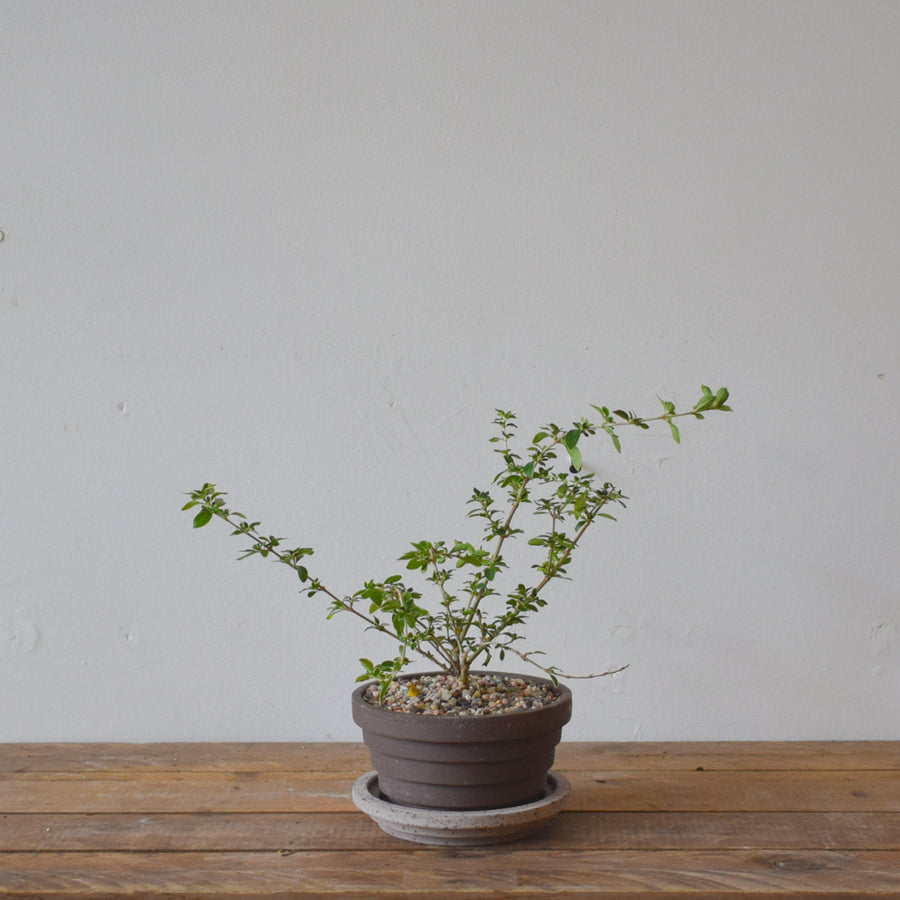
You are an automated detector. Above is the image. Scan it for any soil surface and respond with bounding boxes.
[362,672,560,716]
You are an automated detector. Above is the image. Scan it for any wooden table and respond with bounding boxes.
[1,742,898,897]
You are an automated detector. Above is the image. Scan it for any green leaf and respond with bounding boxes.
[192,508,213,528]
[565,443,583,472]
[669,421,681,444]
[603,426,622,453]
[522,461,535,478]
[563,429,580,450]
[181,500,199,511]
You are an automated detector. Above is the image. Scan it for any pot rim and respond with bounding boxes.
[351,670,572,739]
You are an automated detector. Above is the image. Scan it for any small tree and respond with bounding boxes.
[184,386,731,699]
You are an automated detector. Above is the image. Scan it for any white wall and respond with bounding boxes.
[2,1,898,741]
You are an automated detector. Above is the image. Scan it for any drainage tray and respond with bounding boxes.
[351,770,570,846]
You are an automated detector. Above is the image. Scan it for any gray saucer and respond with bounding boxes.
[352,770,570,846]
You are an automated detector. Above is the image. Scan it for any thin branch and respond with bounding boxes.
[506,646,629,680]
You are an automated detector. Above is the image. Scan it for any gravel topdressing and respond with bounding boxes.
[362,672,560,716]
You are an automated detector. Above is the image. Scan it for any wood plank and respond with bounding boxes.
[1,811,898,852]
[0,744,370,775]
[1,849,899,896]
[534,811,900,852]
[0,772,353,814]
[1,813,386,853]
[566,770,900,813]
[2,742,897,774]
[557,741,900,772]
[3,770,898,814]
[2,743,899,898]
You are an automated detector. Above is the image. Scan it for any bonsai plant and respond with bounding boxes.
[183,385,731,829]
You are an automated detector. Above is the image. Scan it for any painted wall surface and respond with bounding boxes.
[2,2,898,741]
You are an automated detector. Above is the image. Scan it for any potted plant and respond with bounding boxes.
[183,385,731,842]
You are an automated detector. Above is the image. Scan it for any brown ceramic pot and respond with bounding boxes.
[351,672,572,810]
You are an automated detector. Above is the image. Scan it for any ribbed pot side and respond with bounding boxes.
[351,673,572,810]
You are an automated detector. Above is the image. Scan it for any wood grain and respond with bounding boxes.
[1,811,898,852]
[1,849,899,896]
[2,741,897,773]
[1,742,897,897]
[3,769,898,814]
